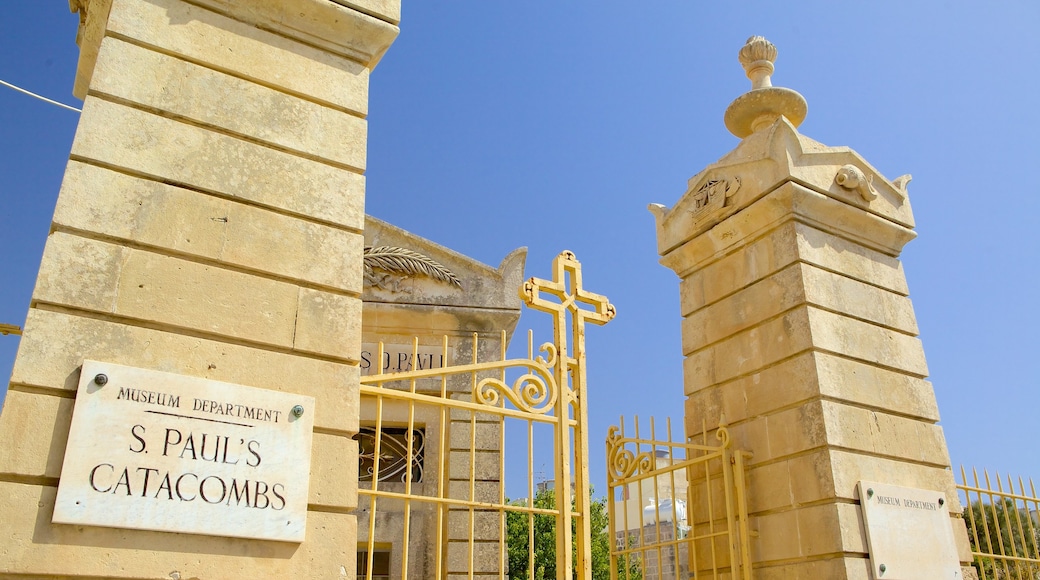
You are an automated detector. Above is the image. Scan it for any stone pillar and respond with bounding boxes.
[652,37,971,578]
[0,0,398,577]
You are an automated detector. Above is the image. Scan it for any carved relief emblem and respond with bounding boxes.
[835,164,877,201]
[689,177,741,216]
[363,246,463,293]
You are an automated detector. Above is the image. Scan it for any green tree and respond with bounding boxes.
[506,488,642,580]
[964,498,1040,580]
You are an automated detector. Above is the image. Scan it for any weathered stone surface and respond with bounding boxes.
[186,0,400,65]
[802,263,918,334]
[446,541,502,574]
[54,162,365,293]
[447,510,502,540]
[752,503,866,562]
[447,450,502,482]
[71,98,366,230]
[682,307,814,393]
[449,421,503,451]
[682,263,805,347]
[310,433,359,511]
[754,558,872,580]
[294,289,362,359]
[677,220,909,316]
[35,233,299,347]
[104,0,371,113]
[0,481,353,578]
[0,391,72,480]
[10,309,360,433]
[90,37,368,170]
[807,307,928,377]
[684,351,939,432]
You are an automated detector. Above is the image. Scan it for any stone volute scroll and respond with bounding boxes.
[724,36,808,138]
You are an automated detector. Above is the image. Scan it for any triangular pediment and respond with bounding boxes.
[363,215,526,312]
[651,118,915,255]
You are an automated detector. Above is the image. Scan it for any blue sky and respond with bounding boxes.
[2,2,1038,497]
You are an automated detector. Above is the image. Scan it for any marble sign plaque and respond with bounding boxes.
[858,481,962,579]
[53,360,314,542]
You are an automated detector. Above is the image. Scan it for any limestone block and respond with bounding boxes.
[677,221,800,313]
[449,421,503,451]
[828,450,962,512]
[447,510,502,541]
[34,234,304,348]
[677,220,908,318]
[0,481,354,578]
[820,401,952,466]
[753,556,872,580]
[310,433,358,511]
[682,263,805,348]
[815,353,939,422]
[53,162,365,293]
[684,353,820,429]
[33,231,128,314]
[752,503,866,562]
[71,98,366,231]
[763,402,828,461]
[105,0,370,114]
[447,481,503,504]
[294,290,362,359]
[90,37,368,171]
[795,222,909,295]
[806,307,928,377]
[186,0,400,65]
[685,351,940,431]
[446,541,501,574]
[745,451,833,514]
[447,450,501,481]
[801,263,918,334]
[331,0,401,24]
[682,307,814,393]
[0,391,73,480]
[10,309,360,434]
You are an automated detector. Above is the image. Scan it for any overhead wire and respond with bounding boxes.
[0,79,81,113]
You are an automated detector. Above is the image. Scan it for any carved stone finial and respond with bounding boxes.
[724,36,808,139]
[738,36,777,90]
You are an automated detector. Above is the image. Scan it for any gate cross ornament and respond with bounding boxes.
[520,250,615,580]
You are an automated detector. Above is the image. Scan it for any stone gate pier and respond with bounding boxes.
[651,37,972,579]
[0,0,399,577]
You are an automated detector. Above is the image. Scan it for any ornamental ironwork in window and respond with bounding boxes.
[355,426,425,483]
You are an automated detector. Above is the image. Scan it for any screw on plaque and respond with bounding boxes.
[879,563,887,575]
[291,405,305,418]
[938,497,945,507]
[866,488,874,498]
[93,373,108,386]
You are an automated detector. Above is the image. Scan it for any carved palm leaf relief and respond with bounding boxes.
[363,246,463,290]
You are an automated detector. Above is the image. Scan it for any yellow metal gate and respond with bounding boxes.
[357,251,614,579]
[606,417,752,580]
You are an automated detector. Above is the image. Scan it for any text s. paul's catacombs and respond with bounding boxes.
[52,360,315,542]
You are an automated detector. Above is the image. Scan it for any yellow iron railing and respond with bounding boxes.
[357,251,614,580]
[0,323,21,336]
[606,417,752,580]
[959,467,1040,580]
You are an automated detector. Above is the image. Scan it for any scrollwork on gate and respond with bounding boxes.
[606,425,656,481]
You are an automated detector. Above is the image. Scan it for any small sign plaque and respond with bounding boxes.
[53,360,314,542]
[858,481,963,579]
